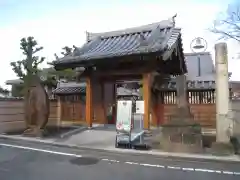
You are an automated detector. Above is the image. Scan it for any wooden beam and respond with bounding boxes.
[86,76,93,127]
[95,69,149,76]
[100,75,142,82]
[143,73,151,130]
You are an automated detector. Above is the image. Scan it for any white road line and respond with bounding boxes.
[0,143,82,158]
[182,168,194,171]
[139,163,158,167]
[101,159,109,161]
[1,143,239,176]
[194,169,215,173]
[123,161,240,176]
[222,171,234,175]
[167,166,181,170]
[125,162,139,165]
[102,159,120,163]
[156,165,165,168]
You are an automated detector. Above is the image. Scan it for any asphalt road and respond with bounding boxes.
[0,139,239,180]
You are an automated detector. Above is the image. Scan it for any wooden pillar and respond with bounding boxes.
[92,80,106,124]
[100,81,107,124]
[112,82,116,124]
[143,73,151,129]
[158,94,165,125]
[56,96,62,127]
[86,76,93,128]
[151,92,159,127]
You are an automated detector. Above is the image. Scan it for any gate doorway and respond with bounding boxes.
[60,95,86,124]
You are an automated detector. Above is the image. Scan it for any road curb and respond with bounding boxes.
[59,127,87,139]
[0,134,240,164]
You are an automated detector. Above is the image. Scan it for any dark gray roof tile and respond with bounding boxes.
[52,87,85,95]
[53,86,140,96]
[54,19,182,65]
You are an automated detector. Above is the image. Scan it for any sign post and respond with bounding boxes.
[136,100,144,144]
[116,100,132,133]
[115,100,133,148]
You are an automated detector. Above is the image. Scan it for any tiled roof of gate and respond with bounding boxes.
[53,18,183,65]
[52,86,85,95]
[53,85,140,96]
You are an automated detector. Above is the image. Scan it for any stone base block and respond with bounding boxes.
[210,142,235,156]
[160,141,204,153]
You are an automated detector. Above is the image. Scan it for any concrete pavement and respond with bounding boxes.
[0,139,239,180]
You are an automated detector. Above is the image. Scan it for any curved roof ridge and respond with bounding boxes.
[87,19,175,40]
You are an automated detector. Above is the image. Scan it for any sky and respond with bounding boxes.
[0,0,239,88]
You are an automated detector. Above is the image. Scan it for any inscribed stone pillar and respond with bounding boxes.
[176,74,187,105]
[174,74,192,122]
[215,43,232,143]
[176,74,187,108]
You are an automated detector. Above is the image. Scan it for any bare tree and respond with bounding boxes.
[211,3,240,43]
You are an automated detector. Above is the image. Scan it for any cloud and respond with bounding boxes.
[0,1,238,88]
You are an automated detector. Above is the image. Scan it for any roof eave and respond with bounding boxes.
[53,50,164,70]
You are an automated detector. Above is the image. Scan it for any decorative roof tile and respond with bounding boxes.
[53,85,140,96]
[53,18,182,65]
[53,86,85,95]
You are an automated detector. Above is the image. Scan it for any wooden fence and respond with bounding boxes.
[0,98,59,133]
[159,90,216,128]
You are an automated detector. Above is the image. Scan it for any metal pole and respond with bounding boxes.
[139,114,143,144]
[197,54,201,76]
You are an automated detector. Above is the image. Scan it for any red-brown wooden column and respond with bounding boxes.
[151,100,159,127]
[112,82,117,124]
[99,81,107,124]
[92,80,106,124]
[143,73,150,130]
[86,76,93,128]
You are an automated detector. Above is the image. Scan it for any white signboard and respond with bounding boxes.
[116,100,132,133]
[136,100,144,114]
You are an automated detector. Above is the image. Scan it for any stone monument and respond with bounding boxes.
[160,74,203,153]
[23,75,50,137]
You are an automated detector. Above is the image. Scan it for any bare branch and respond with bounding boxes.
[33,46,43,54]
[211,2,240,43]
